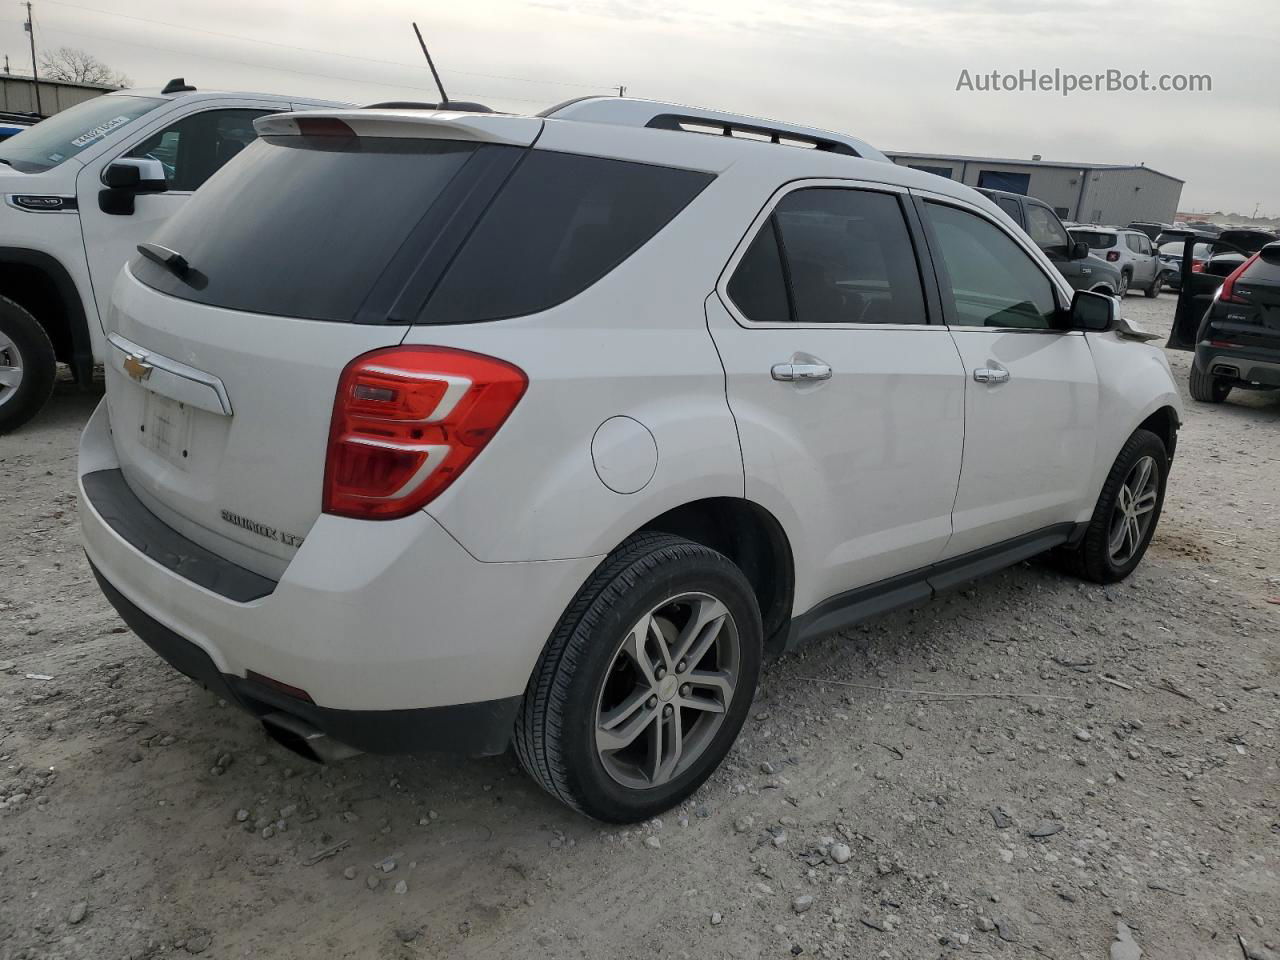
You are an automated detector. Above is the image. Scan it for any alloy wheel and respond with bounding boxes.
[1108,455,1159,565]
[594,592,740,790]
[0,330,24,409]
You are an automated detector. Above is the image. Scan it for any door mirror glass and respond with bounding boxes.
[102,157,167,192]
[1069,289,1116,331]
[1070,240,1090,260]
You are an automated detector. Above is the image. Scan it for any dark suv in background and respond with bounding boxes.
[1188,241,1280,402]
[979,188,1123,296]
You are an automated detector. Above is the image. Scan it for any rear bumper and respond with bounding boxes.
[90,562,521,755]
[78,399,600,754]
[1195,342,1280,387]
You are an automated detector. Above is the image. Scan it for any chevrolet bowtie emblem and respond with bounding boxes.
[123,353,153,382]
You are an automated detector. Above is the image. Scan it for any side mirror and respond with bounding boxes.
[103,157,167,191]
[99,158,167,216]
[1067,289,1116,331]
[1070,240,1090,260]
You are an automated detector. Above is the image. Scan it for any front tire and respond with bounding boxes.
[0,295,57,434]
[514,533,762,822]
[1060,429,1168,584]
[1144,273,1162,298]
[1189,364,1231,403]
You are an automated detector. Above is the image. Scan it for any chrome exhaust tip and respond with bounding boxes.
[261,711,362,764]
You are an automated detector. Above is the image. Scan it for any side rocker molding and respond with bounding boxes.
[782,522,1085,652]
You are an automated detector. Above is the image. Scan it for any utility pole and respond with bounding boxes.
[4,55,10,75]
[617,85,626,97]
[23,1,41,115]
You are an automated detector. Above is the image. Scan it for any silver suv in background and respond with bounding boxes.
[1069,226,1163,298]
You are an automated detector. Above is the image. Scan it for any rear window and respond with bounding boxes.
[1071,230,1117,250]
[421,151,713,323]
[132,136,481,322]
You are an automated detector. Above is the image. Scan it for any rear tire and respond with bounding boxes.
[0,295,56,435]
[514,532,762,822]
[1059,429,1168,584]
[1189,364,1231,403]
[1116,272,1130,297]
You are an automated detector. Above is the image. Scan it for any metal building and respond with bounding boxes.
[0,74,115,117]
[886,151,1184,226]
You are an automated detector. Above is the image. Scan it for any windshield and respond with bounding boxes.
[1070,230,1117,250]
[0,95,165,173]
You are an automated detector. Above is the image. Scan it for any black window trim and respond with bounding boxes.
[717,177,943,330]
[908,189,1076,335]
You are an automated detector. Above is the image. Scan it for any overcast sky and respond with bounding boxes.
[5,0,1278,216]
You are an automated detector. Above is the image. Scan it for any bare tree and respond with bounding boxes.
[37,47,130,87]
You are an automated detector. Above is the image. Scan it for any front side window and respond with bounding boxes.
[125,108,271,192]
[0,94,164,173]
[924,201,1058,329]
[727,187,927,325]
[1025,202,1071,255]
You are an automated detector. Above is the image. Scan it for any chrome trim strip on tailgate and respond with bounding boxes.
[106,332,233,416]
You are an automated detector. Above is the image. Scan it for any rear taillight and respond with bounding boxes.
[1106,251,1120,262]
[1219,253,1260,304]
[323,346,528,520]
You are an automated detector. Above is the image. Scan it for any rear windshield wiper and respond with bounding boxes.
[137,241,191,279]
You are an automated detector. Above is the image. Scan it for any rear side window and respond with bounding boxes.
[422,152,713,323]
[995,196,1022,222]
[1073,230,1117,250]
[1244,252,1280,283]
[727,188,927,325]
[132,136,481,322]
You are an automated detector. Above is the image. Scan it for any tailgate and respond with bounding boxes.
[105,269,406,579]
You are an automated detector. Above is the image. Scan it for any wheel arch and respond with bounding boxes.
[0,247,94,383]
[1137,404,1180,460]
[630,497,795,654]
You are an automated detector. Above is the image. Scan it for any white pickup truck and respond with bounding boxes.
[0,79,341,432]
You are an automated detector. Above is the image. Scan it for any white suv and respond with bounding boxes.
[78,99,1182,822]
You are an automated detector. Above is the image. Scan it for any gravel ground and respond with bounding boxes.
[1,294,1277,960]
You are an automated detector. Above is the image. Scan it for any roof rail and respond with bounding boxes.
[540,97,887,162]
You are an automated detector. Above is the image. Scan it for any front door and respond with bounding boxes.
[914,194,1100,557]
[76,105,274,327]
[708,182,967,613]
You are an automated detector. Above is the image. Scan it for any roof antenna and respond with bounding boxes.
[411,22,449,108]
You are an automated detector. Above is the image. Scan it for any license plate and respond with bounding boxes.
[141,392,193,470]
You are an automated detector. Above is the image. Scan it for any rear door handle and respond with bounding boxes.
[973,366,1010,384]
[772,361,832,382]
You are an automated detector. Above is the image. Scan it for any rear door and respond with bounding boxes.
[708,181,967,609]
[102,126,530,578]
[913,193,1099,557]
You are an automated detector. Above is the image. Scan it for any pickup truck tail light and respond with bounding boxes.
[1106,251,1120,262]
[323,346,528,520]
[1219,253,1260,305]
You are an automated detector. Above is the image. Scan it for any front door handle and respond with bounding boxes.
[973,366,1011,384]
[772,361,832,382]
